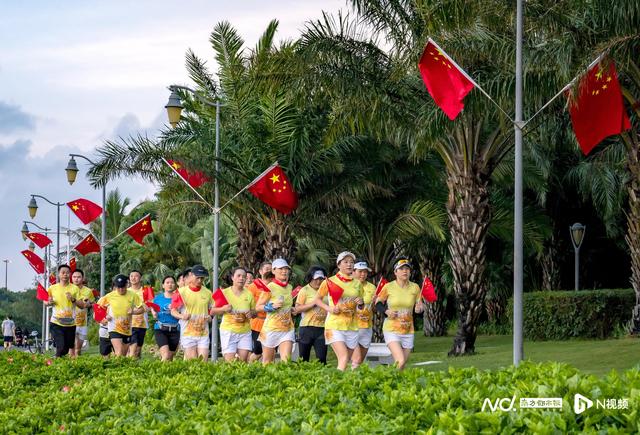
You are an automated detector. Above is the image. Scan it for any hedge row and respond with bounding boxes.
[502,289,636,340]
[1,352,639,433]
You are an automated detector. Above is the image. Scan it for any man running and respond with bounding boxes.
[247,261,273,362]
[2,315,15,350]
[45,265,82,358]
[127,270,148,358]
[70,269,94,357]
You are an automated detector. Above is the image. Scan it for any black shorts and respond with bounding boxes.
[109,332,131,344]
[99,337,113,356]
[130,327,147,346]
[298,326,325,344]
[3,336,13,343]
[154,328,180,352]
[251,329,262,355]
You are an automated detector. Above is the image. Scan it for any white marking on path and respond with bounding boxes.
[413,360,443,366]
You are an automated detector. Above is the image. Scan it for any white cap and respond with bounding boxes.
[393,258,412,271]
[336,251,356,265]
[271,258,290,269]
[354,261,371,271]
[312,270,326,280]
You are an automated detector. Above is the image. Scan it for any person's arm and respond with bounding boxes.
[295,290,315,313]
[414,287,424,313]
[313,281,339,314]
[210,304,232,315]
[255,291,274,313]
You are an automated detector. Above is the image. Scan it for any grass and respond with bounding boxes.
[410,333,639,376]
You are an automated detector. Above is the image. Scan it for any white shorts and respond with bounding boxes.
[75,326,88,340]
[357,328,373,348]
[324,329,358,349]
[383,332,414,349]
[259,330,295,348]
[220,330,252,354]
[181,334,210,350]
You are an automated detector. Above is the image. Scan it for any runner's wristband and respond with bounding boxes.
[264,302,275,312]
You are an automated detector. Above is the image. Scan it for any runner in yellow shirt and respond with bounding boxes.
[313,251,363,371]
[70,269,95,358]
[375,258,424,370]
[256,258,296,364]
[295,266,328,364]
[351,260,376,369]
[96,274,145,357]
[127,270,149,359]
[170,265,213,361]
[211,267,256,362]
[44,264,83,358]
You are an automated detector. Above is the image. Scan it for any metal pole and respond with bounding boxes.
[3,260,8,290]
[67,209,71,264]
[211,101,221,362]
[513,0,524,366]
[43,244,48,341]
[575,248,580,291]
[100,185,107,296]
[56,204,61,266]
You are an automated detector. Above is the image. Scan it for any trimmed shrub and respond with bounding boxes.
[503,289,635,340]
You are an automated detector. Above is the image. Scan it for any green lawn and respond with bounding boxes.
[410,333,639,376]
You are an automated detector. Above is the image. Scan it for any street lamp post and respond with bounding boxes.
[165,85,221,361]
[28,194,64,266]
[66,154,107,297]
[2,259,10,290]
[570,223,586,291]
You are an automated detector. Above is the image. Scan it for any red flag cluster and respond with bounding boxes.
[67,198,103,225]
[166,159,210,188]
[26,233,52,249]
[248,164,298,215]
[74,234,101,256]
[126,214,153,245]
[22,250,44,274]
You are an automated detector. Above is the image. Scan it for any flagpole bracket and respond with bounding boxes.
[514,121,526,130]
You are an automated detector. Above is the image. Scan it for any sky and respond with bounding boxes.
[0,0,345,291]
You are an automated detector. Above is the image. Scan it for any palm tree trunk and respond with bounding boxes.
[446,170,491,356]
[624,134,640,333]
[541,235,561,291]
[236,216,264,272]
[419,253,447,336]
[262,212,296,263]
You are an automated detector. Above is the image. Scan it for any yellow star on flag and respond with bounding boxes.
[72,204,79,211]
[270,174,280,184]
[172,162,181,169]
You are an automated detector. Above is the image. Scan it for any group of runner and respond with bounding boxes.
[43,251,424,370]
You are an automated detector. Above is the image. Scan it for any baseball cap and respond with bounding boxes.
[112,274,128,288]
[393,258,412,271]
[191,264,209,277]
[336,251,356,265]
[271,258,290,269]
[354,261,371,271]
[312,270,326,280]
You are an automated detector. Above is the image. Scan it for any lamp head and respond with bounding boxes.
[28,197,38,219]
[21,223,29,240]
[165,90,184,128]
[570,223,586,249]
[28,242,35,253]
[65,156,79,185]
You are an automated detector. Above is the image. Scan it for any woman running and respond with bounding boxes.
[351,260,376,369]
[212,267,256,362]
[256,258,296,364]
[151,276,180,361]
[296,266,328,364]
[376,258,424,370]
[313,251,363,371]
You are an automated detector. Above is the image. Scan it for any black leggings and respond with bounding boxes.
[298,326,327,364]
[50,323,76,358]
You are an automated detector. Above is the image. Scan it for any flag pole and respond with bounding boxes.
[105,214,151,246]
[428,38,513,121]
[161,158,215,211]
[217,162,279,213]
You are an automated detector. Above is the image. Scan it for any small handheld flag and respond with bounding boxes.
[145,301,161,312]
[93,304,107,322]
[421,276,438,303]
[212,288,230,308]
[142,286,155,303]
[326,279,344,305]
[291,285,302,298]
[254,279,271,293]
[36,283,49,302]
[375,277,389,296]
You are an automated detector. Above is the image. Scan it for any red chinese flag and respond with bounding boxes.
[67,198,103,225]
[418,40,475,120]
[26,232,53,249]
[21,250,45,274]
[49,273,57,285]
[69,257,76,273]
[93,304,107,322]
[421,276,438,303]
[291,285,302,298]
[212,288,229,308]
[126,214,153,245]
[567,60,631,155]
[145,301,161,312]
[142,286,155,302]
[170,292,184,310]
[254,279,271,293]
[36,283,49,302]
[74,234,101,256]
[326,279,344,305]
[248,163,298,215]
[166,159,209,188]
[92,289,100,299]
[375,277,389,296]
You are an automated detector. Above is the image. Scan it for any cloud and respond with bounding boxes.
[0,102,36,133]
[112,113,142,138]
